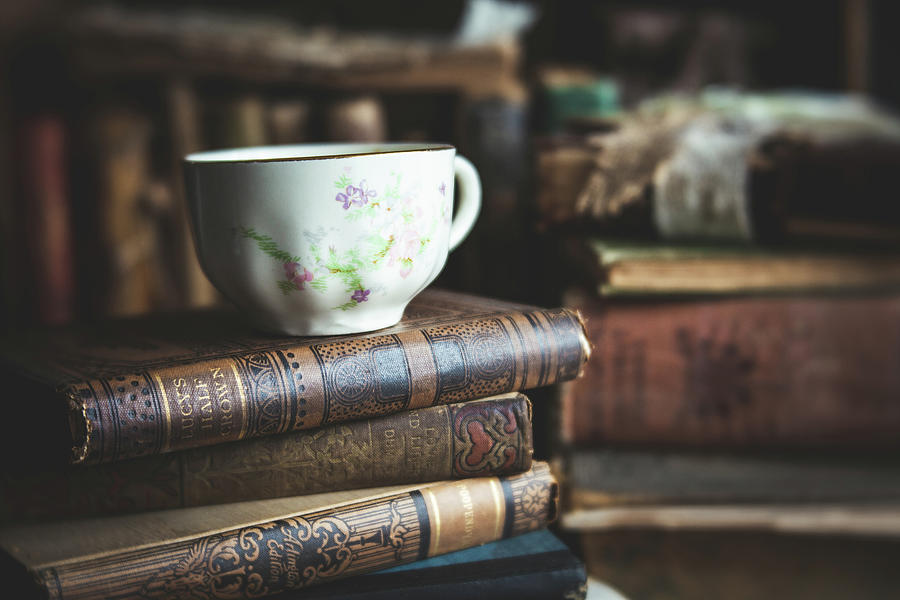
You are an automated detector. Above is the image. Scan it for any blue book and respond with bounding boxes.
[280,529,586,599]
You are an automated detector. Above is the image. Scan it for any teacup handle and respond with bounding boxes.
[448,155,482,251]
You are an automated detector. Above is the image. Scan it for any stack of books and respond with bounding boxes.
[537,91,900,599]
[0,289,589,599]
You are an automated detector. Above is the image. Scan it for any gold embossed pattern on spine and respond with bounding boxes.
[1,395,533,521]
[71,306,585,465]
[33,463,557,600]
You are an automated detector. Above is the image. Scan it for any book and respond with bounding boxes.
[575,239,900,296]
[283,529,586,600]
[560,290,900,447]
[535,91,900,244]
[563,504,900,536]
[16,114,75,325]
[0,393,533,521]
[324,95,388,142]
[88,108,161,317]
[207,94,268,149]
[266,99,311,145]
[0,289,589,465]
[579,528,900,600]
[566,449,900,509]
[0,462,558,600]
[165,78,219,309]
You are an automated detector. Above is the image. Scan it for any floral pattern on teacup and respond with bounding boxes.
[241,171,446,311]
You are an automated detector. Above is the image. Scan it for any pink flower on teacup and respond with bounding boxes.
[283,262,314,289]
[388,228,421,278]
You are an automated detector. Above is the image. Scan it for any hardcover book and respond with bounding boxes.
[579,529,900,600]
[535,91,900,245]
[0,463,558,600]
[566,449,900,508]
[288,529,587,600]
[573,239,900,296]
[0,289,588,466]
[1,393,534,521]
[561,290,900,447]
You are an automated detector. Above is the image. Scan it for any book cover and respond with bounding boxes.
[288,529,586,600]
[576,239,900,296]
[579,528,900,600]
[1,394,533,521]
[0,463,558,600]
[0,289,588,465]
[561,291,900,447]
[566,449,900,508]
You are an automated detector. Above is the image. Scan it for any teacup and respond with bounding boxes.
[184,143,481,335]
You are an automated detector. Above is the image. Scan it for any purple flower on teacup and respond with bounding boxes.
[283,262,314,289]
[336,185,357,210]
[335,180,377,210]
[439,182,446,196]
[351,288,370,303]
[352,180,377,207]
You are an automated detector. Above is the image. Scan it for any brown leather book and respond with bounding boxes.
[0,393,533,521]
[565,449,900,510]
[575,239,900,296]
[0,289,588,465]
[16,114,76,325]
[561,291,900,447]
[0,462,558,600]
[579,528,900,600]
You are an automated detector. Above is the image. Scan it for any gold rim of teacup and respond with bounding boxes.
[185,143,455,164]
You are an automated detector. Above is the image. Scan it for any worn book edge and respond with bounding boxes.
[2,465,558,599]
[41,297,590,465]
[2,393,535,520]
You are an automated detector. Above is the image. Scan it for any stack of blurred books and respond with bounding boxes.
[0,289,589,599]
[537,90,900,599]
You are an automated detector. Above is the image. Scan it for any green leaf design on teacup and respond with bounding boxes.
[240,227,371,311]
[240,172,441,311]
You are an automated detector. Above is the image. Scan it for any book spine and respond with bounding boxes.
[2,395,533,520]
[562,294,900,447]
[19,115,76,325]
[68,307,587,464]
[90,109,156,317]
[165,79,219,309]
[568,450,900,507]
[32,463,558,600]
[282,549,587,600]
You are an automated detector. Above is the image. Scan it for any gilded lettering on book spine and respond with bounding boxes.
[71,307,584,465]
[2,395,533,521]
[35,464,557,600]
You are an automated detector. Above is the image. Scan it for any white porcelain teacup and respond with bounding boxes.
[184,143,481,335]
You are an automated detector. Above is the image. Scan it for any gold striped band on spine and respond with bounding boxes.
[488,477,505,542]
[422,488,442,556]
[153,373,173,453]
[229,362,250,440]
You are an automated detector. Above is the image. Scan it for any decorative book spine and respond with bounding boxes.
[32,463,558,600]
[67,307,587,465]
[2,395,533,520]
